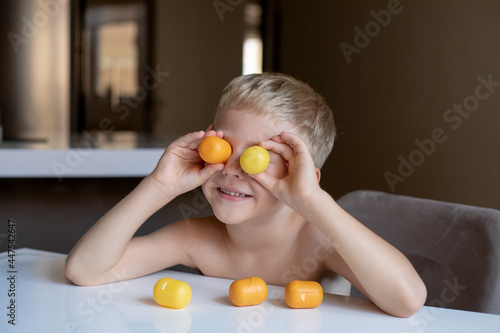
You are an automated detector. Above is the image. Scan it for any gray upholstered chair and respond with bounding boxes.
[335,190,500,315]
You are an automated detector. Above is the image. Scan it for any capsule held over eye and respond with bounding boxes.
[229,277,268,306]
[239,146,270,175]
[199,136,232,164]
[284,280,323,309]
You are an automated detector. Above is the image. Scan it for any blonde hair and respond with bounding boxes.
[216,73,336,168]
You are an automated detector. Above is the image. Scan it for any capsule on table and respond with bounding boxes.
[284,280,323,309]
[229,277,268,307]
[153,277,192,309]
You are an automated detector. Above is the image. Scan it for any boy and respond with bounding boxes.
[65,73,426,317]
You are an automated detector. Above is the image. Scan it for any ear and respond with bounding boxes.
[315,167,321,183]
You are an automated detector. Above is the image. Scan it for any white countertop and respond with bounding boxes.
[0,132,168,178]
[0,148,164,178]
[1,249,499,333]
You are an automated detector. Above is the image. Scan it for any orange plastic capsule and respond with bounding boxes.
[153,278,192,309]
[284,280,323,309]
[229,277,267,307]
[199,136,232,164]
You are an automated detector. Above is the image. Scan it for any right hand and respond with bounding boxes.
[149,129,225,197]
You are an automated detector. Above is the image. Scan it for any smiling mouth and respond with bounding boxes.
[218,187,250,198]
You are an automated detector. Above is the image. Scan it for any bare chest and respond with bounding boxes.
[195,241,332,286]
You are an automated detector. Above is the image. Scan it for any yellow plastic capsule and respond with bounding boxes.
[239,146,270,175]
[229,277,267,307]
[153,278,192,309]
[284,280,323,309]
[199,136,232,164]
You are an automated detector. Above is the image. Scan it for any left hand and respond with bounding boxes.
[251,132,323,214]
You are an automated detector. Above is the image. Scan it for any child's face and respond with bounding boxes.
[202,109,293,225]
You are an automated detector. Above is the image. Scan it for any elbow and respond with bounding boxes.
[391,281,427,318]
[393,296,426,318]
[64,257,96,287]
[64,257,83,286]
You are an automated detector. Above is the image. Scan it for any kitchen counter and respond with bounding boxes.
[0,132,169,178]
[0,148,164,178]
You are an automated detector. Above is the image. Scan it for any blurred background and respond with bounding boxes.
[0,0,499,254]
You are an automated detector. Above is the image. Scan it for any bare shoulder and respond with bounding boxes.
[297,221,335,255]
[172,215,223,238]
[183,215,226,247]
[155,215,223,243]
[131,216,221,262]
[170,215,229,273]
[162,215,225,256]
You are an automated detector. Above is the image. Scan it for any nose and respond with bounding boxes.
[222,152,244,177]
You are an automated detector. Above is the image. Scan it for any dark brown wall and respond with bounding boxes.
[280,0,500,209]
[152,0,244,138]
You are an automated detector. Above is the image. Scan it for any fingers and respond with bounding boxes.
[276,132,311,156]
[198,163,225,183]
[175,131,205,149]
[260,139,294,161]
[251,171,278,193]
[205,124,225,138]
[180,129,225,150]
[259,132,310,162]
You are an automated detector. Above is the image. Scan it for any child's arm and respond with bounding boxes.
[254,132,427,317]
[65,130,224,286]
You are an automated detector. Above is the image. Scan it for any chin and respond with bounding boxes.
[212,207,248,225]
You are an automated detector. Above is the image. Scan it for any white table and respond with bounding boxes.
[1,249,499,333]
[0,149,163,178]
